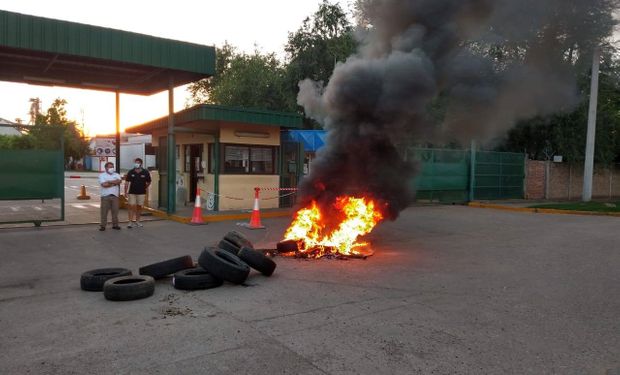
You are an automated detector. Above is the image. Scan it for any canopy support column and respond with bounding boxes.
[167,77,176,214]
[115,91,120,173]
[214,135,220,211]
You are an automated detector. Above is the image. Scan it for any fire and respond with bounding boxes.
[283,196,384,258]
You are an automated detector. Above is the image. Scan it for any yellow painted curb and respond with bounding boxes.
[467,202,620,217]
[143,207,292,224]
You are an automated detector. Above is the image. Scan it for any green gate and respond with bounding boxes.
[409,147,525,202]
[473,151,525,200]
[0,146,65,226]
[408,148,470,202]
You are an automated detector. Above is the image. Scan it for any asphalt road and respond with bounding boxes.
[0,205,618,374]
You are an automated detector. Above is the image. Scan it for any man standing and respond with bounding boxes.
[125,158,151,228]
[99,162,122,231]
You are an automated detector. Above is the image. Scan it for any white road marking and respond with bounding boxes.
[33,206,43,211]
[72,204,88,209]
[89,204,100,208]
[10,207,20,212]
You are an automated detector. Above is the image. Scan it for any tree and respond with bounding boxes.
[285,1,357,96]
[187,42,236,107]
[497,54,620,164]
[187,44,293,111]
[27,98,91,165]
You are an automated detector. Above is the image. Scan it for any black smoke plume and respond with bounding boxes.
[296,0,615,220]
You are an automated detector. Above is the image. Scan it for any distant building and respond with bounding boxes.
[0,118,23,136]
[85,133,154,172]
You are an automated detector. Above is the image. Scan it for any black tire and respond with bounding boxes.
[80,268,132,291]
[172,267,223,290]
[218,239,240,255]
[103,275,155,301]
[223,230,254,250]
[277,239,298,253]
[139,255,194,279]
[198,247,250,285]
[238,247,277,276]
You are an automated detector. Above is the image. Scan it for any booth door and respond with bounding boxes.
[279,141,304,208]
[186,144,204,201]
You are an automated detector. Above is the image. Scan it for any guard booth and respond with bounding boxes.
[125,105,303,211]
[0,9,216,217]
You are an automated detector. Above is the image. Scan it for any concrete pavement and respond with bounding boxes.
[0,205,618,374]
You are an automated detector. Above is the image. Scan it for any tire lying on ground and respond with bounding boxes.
[238,247,277,277]
[223,230,254,250]
[276,239,298,253]
[172,267,223,290]
[218,239,241,255]
[103,275,155,301]
[198,247,250,285]
[139,255,194,279]
[80,268,132,291]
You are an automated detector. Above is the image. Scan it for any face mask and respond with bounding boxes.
[106,168,114,174]
[134,163,141,169]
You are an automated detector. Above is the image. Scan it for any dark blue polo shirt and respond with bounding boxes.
[126,168,151,195]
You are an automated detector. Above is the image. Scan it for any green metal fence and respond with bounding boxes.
[0,147,65,226]
[473,151,525,200]
[408,147,525,202]
[409,148,470,202]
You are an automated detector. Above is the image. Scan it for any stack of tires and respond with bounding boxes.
[80,231,276,301]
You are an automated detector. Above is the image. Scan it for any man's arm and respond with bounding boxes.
[99,174,112,188]
[124,175,131,195]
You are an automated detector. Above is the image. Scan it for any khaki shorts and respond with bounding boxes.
[127,194,145,206]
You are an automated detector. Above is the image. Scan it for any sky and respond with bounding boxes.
[0,0,352,136]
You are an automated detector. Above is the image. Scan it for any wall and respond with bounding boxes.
[526,160,620,200]
[219,122,280,146]
[526,161,546,199]
[218,175,280,210]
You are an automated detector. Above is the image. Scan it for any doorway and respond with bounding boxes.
[279,141,304,208]
[185,144,204,201]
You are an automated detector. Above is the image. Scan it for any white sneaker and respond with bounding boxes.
[127,222,134,228]
[135,221,144,227]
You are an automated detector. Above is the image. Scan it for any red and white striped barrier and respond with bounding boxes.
[258,187,298,191]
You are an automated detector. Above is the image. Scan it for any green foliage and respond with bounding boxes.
[187,44,293,111]
[2,99,91,164]
[0,134,31,149]
[35,98,91,163]
[285,0,357,100]
[187,42,236,106]
[498,55,620,164]
[187,1,357,129]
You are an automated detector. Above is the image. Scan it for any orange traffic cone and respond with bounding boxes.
[190,187,206,225]
[244,187,265,229]
[77,185,91,200]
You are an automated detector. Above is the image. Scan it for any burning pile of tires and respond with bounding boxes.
[79,230,276,301]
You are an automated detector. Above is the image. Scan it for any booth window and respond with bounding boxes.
[210,144,276,174]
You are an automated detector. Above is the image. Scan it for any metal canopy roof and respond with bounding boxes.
[0,10,215,94]
[126,104,303,133]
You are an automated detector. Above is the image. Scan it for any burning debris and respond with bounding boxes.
[283,0,602,255]
[279,196,381,259]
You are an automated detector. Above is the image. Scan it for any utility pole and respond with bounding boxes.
[582,46,600,202]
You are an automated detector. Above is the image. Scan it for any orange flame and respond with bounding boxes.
[283,196,384,257]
